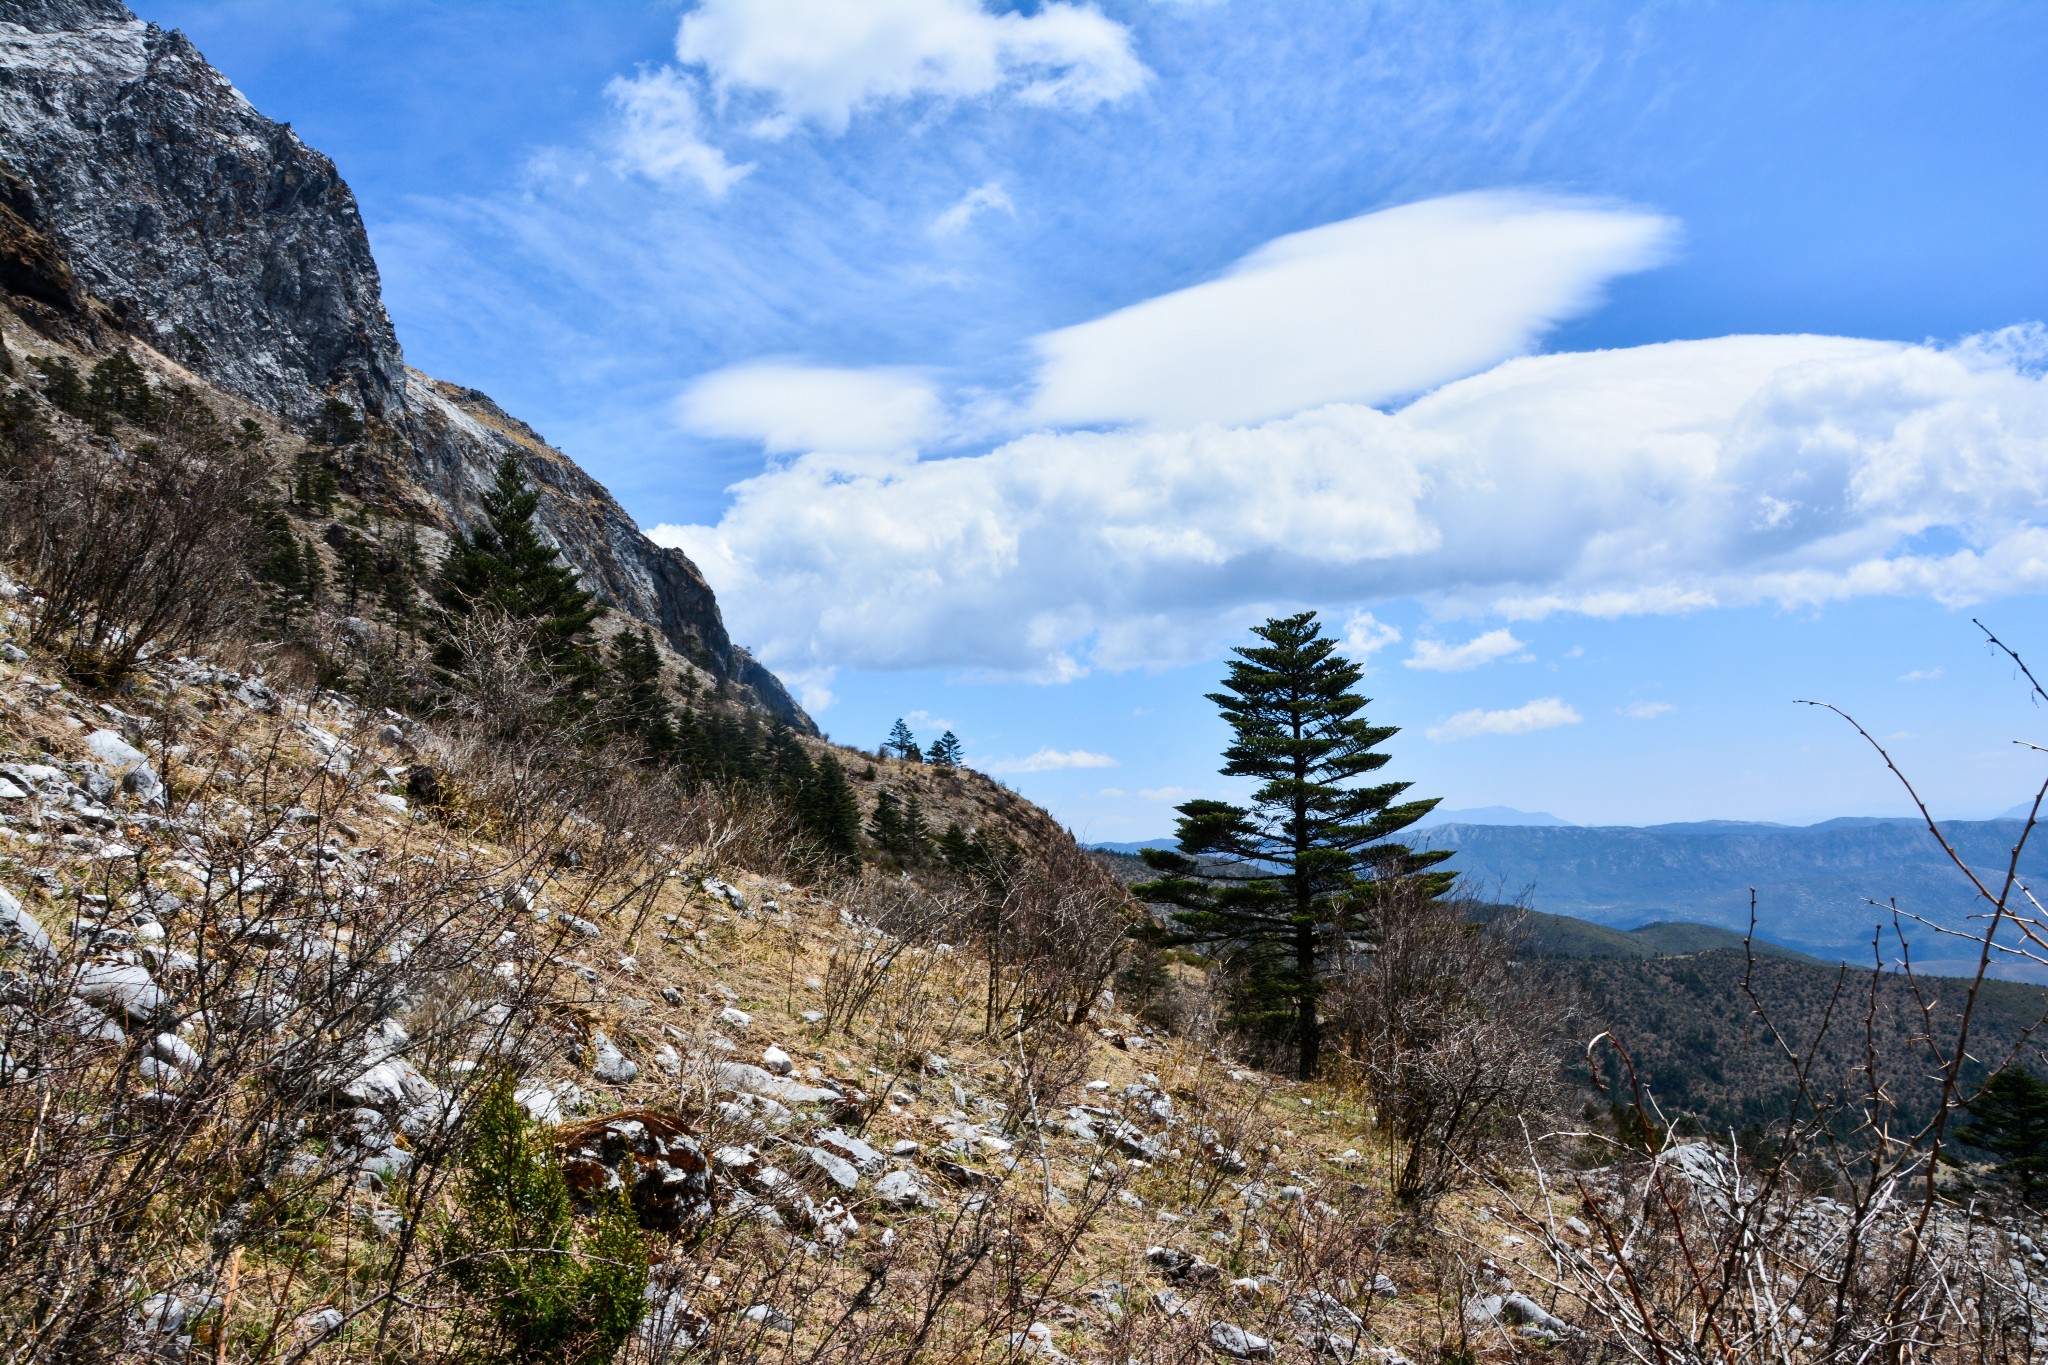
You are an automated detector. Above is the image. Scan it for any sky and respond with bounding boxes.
[140,0,2048,836]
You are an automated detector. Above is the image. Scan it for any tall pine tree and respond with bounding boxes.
[1135,611,1451,1079]
[925,731,963,768]
[435,454,600,677]
[886,718,923,763]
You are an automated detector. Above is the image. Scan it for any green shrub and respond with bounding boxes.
[441,1078,647,1365]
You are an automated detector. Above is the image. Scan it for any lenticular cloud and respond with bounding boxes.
[650,327,2048,679]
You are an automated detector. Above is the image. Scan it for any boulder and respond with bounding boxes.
[1465,1291,1571,1339]
[802,1145,859,1191]
[816,1127,886,1175]
[73,962,166,1022]
[83,728,146,770]
[1208,1322,1275,1360]
[1289,1291,1363,1332]
[0,886,53,958]
[873,1168,929,1210]
[761,1044,794,1075]
[592,1031,639,1085]
[556,1110,714,1232]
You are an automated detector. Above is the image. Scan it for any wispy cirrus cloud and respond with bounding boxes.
[1427,697,1584,742]
[1619,700,1675,719]
[931,180,1016,238]
[980,747,1119,773]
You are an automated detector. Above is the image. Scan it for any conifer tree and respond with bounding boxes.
[86,350,154,428]
[435,454,600,676]
[925,730,963,768]
[1959,1066,2048,1206]
[603,628,681,762]
[886,718,922,763]
[903,794,934,854]
[868,791,907,852]
[1135,610,1451,1079]
[798,754,863,862]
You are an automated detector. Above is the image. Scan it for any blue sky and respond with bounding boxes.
[145,0,2048,833]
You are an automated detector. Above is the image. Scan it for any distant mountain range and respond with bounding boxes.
[1089,812,2048,977]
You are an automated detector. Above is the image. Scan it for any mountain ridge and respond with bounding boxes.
[0,0,813,729]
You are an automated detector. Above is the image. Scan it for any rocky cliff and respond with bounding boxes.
[0,0,812,729]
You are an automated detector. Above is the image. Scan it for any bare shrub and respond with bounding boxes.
[2,385,262,683]
[1477,623,2048,1362]
[1323,888,1572,1211]
[976,836,1132,1037]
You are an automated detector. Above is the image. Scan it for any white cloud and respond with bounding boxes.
[677,362,942,454]
[1028,192,1674,428]
[981,747,1119,773]
[1404,627,1527,671]
[653,309,2048,681]
[931,180,1017,238]
[1620,700,1675,719]
[605,67,752,195]
[676,0,1147,135]
[780,667,837,713]
[1899,667,1944,682]
[1342,610,1401,663]
[1140,786,1197,802]
[1427,697,1582,742]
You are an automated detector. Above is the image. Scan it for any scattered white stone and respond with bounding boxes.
[1208,1321,1274,1359]
[761,1044,793,1075]
[873,1168,928,1210]
[716,1006,752,1031]
[592,1031,639,1085]
[0,885,53,957]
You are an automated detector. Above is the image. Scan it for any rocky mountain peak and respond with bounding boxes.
[0,0,813,730]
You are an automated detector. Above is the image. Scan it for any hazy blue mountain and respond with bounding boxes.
[1421,817,2047,974]
[1413,805,1577,827]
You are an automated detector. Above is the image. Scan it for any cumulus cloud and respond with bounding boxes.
[980,748,1119,773]
[1027,192,1675,427]
[676,0,1147,135]
[650,326,2048,679]
[605,67,752,194]
[1343,610,1401,663]
[931,180,1017,238]
[1405,628,1527,671]
[1620,700,1675,719]
[677,362,942,454]
[1427,697,1583,742]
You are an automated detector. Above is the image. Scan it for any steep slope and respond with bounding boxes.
[0,0,811,728]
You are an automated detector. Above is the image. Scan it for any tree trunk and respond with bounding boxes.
[1295,922,1320,1080]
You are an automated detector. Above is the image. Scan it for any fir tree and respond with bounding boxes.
[434,454,600,676]
[252,505,322,631]
[797,754,862,862]
[925,730,964,768]
[327,523,380,614]
[29,355,88,419]
[1135,610,1451,1079]
[868,791,906,852]
[314,396,366,446]
[903,794,934,854]
[1959,1067,2048,1206]
[86,350,154,428]
[603,628,682,762]
[886,718,923,763]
